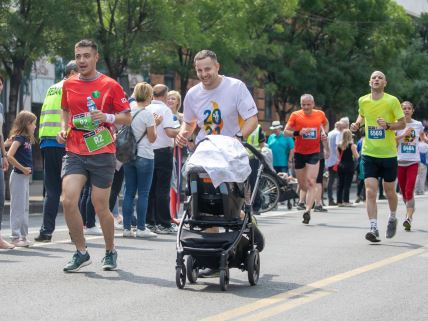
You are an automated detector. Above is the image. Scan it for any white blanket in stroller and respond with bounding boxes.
[185,135,251,188]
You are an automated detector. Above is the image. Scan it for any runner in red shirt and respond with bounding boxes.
[285,94,329,224]
[57,39,131,272]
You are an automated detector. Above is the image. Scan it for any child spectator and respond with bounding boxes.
[6,111,37,247]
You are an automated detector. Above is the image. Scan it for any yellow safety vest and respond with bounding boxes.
[38,80,64,139]
[247,124,261,157]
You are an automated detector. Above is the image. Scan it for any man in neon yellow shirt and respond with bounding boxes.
[351,71,405,242]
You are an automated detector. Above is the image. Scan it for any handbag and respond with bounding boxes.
[332,149,344,172]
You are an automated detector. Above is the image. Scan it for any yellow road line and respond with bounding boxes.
[200,245,427,321]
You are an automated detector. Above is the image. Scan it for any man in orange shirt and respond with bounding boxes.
[57,40,131,272]
[284,94,329,224]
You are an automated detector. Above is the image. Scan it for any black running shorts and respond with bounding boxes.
[294,152,320,170]
[361,155,398,182]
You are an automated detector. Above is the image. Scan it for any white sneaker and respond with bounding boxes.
[123,229,135,237]
[12,238,31,247]
[84,226,103,235]
[114,219,123,230]
[136,229,157,238]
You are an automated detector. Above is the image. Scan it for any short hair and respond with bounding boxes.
[194,50,218,63]
[75,39,98,51]
[300,93,314,103]
[133,82,153,102]
[0,74,4,84]
[65,60,78,77]
[167,90,182,110]
[153,84,168,98]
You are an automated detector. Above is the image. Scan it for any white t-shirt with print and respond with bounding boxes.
[131,107,156,159]
[396,119,424,162]
[183,76,258,143]
[146,100,180,150]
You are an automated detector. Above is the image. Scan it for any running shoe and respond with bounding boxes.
[63,251,91,272]
[156,225,176,234]
[386,217,397,239]
[102,250,118,271]
[146,224,158,234]
[122,229,134,237]
[403,219,411,231]
[365,228,381,243]
[314,205,328,212]
[296,202,306,210]
[34,234,52,243]
[136,229,157,238]
[84,226,103,236]
[302,211,311,224]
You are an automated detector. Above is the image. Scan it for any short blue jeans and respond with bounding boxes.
[122,157,154,230]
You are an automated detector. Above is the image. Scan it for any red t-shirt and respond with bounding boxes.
[61,73,130,155]
[286,109,328,155]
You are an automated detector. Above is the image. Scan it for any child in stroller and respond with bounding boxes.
[175,135,265,291]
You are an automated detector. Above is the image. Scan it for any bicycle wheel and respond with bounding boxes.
[257,173,280,213]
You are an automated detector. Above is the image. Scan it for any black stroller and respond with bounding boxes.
[175,143,262,291]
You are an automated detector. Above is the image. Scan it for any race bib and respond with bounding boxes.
[73,113,97,131]
[302,128,317,139]
[368,126,385,140]
[401,143,416,154]
[83,126,113,152]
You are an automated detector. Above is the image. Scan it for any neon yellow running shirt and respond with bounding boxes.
[358,93,404,158]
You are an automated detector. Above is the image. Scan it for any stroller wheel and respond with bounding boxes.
[186,255,199,284]
[219,268,230,291]
[247,249,260,286]
[175,265,186,289]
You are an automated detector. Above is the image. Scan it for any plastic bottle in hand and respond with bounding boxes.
[87,96,100,127]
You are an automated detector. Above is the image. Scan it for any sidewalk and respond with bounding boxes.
[4,180,53,215]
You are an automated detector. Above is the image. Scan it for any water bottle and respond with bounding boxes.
[87,96,100,127]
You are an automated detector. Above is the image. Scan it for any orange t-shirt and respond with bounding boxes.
[286,109,328,155]
[61,73,130,155]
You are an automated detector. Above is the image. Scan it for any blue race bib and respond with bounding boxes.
[368,126,385,139]
[302,128,317,139]
[401,143,416,154]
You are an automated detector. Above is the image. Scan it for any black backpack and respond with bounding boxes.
[116,109,146,163]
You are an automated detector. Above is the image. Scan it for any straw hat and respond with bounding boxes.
[270,120,283,130]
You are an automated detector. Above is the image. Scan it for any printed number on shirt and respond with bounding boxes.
[203,103,224,135]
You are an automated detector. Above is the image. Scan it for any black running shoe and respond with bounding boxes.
[403,219,411,231]
[365,228,381,243]
[34,234,52,243]
[314,205,328,212]
[302,211,310,224]
[297,202,305,210]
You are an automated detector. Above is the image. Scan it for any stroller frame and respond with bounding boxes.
[175,143,261,291]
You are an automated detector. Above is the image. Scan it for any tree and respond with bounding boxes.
[0,0,80,133]
[250,0,413,121]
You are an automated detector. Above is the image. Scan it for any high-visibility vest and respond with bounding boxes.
[247,124,261,157]
[38,80,64,139]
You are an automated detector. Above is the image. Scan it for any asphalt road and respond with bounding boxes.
[1,196,428,321]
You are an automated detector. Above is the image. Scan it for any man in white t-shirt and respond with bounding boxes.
[146,84,180,234]
[176,50,261,277]
[176,50,258,145]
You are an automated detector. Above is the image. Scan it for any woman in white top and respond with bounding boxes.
[395,101,428,231]
[122,82,159,238]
